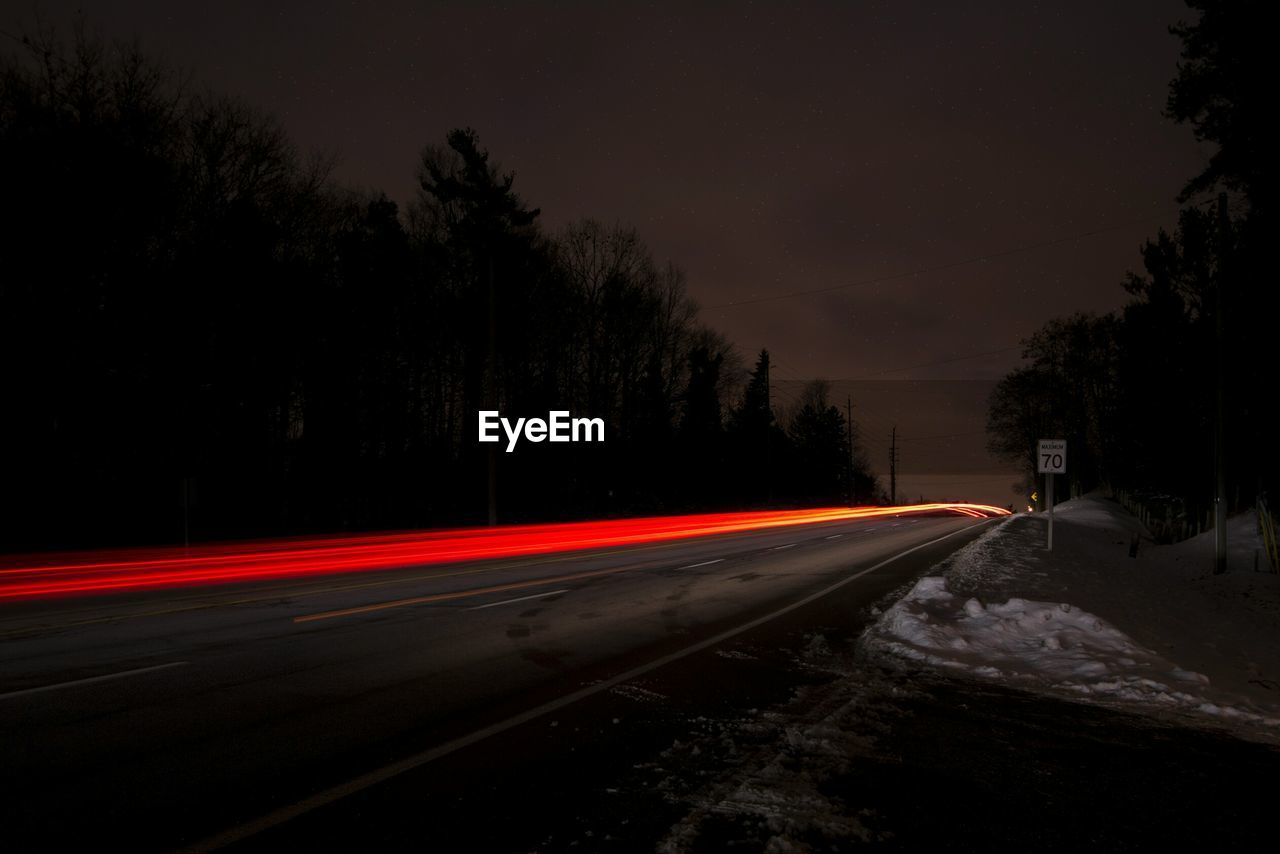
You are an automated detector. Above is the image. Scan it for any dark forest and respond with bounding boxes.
[0,26,881,551]
[985,0,1274,541]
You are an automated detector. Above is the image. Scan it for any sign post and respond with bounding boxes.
[1037,439,1066,551]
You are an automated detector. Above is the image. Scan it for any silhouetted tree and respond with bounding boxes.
[1168,0,1271,216]
[986,1,1274,525]
[0,26,866,552]
[676,346,726,505]
[726,350,782,504]
[1167,0,1274,504]
[786,381,850,504]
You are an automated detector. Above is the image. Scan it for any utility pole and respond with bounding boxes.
[764,355,772,504]
[846,396,855,505]
[486,255,498,526]
[889,425,898,505]
[1213,192,1228,573]
[1047,471,1055,551]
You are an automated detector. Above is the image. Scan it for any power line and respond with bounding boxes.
[899,430,988,441]
[827,345,1024,381]
[769,362,894,435]
[898,474,1023,482]
[769,344,1022,387]
[767,358,996,442]
[707,211,1177,310]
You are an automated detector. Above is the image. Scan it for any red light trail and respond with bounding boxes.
[0,504,1009,602]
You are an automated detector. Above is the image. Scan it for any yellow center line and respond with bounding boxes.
[2,515,909,636]
[180,518,993,853]
[0,528,790,637]
[292,564,642,623]
[291,518,923,623]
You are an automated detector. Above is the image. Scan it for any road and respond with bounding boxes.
[0,511,996,850]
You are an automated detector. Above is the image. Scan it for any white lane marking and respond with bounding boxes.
[679,559,724,570]
[466,589,569,611]
[0,661,189,701]
[825,534,844,540]
[181,519,994,853]
[772,543,796,550]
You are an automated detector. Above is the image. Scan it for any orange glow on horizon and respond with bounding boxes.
[0,503,1009,602]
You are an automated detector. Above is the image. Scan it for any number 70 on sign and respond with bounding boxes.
[1038,439,1066,474]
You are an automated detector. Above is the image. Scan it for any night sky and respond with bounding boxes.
[2,1,1209,504]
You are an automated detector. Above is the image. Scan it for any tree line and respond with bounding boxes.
[986,0,1274,535]
[0,27,882,552]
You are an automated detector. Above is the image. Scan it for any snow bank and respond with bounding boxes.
[868,575,1280,721]
[1158,509,1272,576]
[865,498,1280,734]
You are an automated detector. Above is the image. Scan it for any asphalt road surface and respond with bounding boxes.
[0,512,995,851]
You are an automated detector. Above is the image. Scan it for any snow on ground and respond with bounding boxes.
[656,644,904,852]
[651,502,1279,850]
[864,497,1280,736]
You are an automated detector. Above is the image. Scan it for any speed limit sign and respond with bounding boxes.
[1038,439,1066,474]
[1037,439,1065,551]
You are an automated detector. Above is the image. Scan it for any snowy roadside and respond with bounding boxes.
[863,497,1280,738]
[635,504,1280,851]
